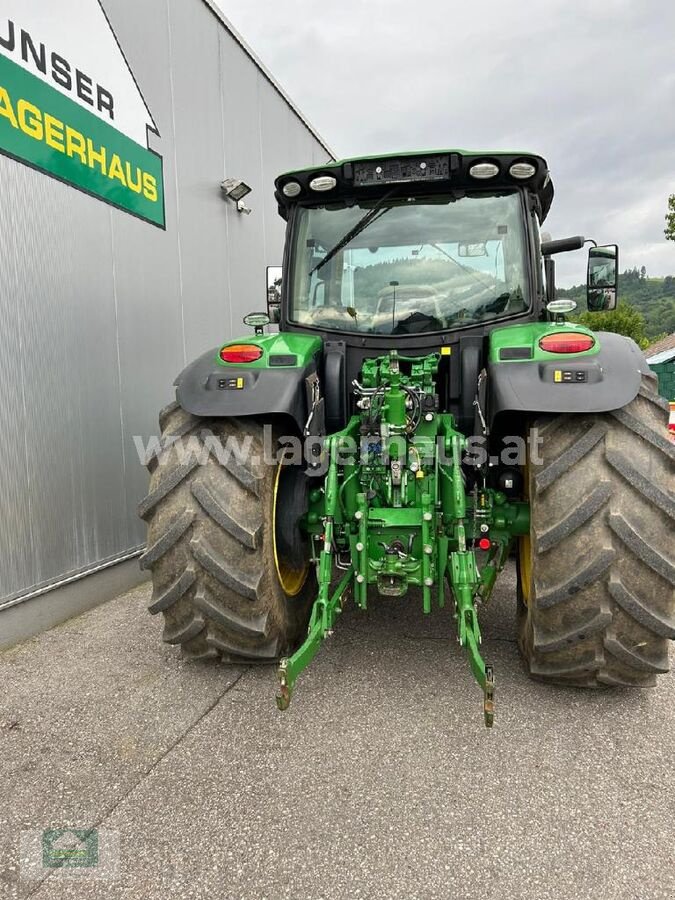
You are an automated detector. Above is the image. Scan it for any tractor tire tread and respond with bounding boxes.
[519,375,674,688]
[535,482,612,553]
[140,406,313,662]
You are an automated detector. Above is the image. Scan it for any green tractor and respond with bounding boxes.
[139,150,675,726]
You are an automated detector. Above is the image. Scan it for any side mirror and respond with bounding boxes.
[266,265,282,323]
[587,245,618,311]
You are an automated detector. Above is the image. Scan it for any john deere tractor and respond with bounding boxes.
[140,150,675,726]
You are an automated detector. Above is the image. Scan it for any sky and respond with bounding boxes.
[219,0,675,287]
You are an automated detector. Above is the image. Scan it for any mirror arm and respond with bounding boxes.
[541,235,585,256]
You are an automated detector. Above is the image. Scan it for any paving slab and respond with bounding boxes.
[1,565,673,900]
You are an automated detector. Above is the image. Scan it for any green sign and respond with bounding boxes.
[0,52,165,228]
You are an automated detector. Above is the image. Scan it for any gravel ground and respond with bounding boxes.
[1,563,673,900]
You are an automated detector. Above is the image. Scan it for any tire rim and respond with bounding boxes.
[273,462,309,597]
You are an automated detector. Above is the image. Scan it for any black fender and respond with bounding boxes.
[174,346,317,434]
[487,332,652,427]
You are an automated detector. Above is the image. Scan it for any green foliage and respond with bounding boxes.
[666,195,675,242]
[576,302,652,349]
[559,268,675,341]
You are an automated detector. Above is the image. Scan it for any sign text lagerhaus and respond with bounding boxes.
[0,2,165,227]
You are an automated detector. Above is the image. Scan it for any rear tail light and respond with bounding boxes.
[219,344,263,363]
[539,332,595,354]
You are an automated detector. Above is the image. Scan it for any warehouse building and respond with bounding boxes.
[0,0,332,645]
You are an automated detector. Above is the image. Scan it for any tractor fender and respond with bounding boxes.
[174,345,318,434]
[487,331,652,426]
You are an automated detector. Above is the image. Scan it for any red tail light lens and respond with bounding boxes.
[539,332,595,354]
[219,344,263,363]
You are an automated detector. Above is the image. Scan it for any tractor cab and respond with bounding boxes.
[272,150,552,343]
[258,150,620,434]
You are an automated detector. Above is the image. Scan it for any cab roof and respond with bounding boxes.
[275,149,554,221]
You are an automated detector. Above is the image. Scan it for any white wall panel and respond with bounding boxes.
[0,0,332,607]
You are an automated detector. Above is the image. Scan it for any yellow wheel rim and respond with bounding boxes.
[272,462,309,597]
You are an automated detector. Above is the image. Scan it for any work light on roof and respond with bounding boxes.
[469,162,499,180]
[282,181,302,198]
[510,161,537,179]
[309,175,338,192]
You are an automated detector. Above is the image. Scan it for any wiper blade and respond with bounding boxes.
[310,189,397,275]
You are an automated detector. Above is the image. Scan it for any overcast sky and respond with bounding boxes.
[220,0,675,286]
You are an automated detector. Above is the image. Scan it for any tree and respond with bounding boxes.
[666,195,675,241]
[577,301,652,349]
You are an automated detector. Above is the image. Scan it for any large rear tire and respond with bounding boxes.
[518,374,675,686]
[139,404,314,662]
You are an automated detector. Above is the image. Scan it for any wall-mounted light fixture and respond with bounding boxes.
[220,178,252,214]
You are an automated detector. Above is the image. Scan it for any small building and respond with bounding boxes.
[645,333,675,400]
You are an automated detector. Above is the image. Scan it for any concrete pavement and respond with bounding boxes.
[1,564,673,899]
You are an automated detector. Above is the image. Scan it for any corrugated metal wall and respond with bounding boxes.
[0,0,331,608]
